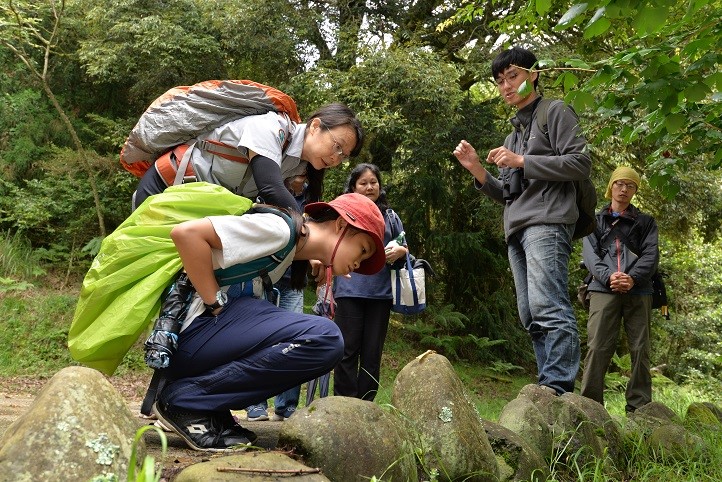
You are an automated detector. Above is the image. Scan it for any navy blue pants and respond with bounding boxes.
[161,296,344,412]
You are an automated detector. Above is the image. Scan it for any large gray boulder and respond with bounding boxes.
[499,385,627,477]
[278,396,417,482]
[626,401,683,442]
[521,387,605,469]
[684,402,722,432]
[635,401,682,423]
[498,387,552,457]
[701,402,722,423]
[648,423,709,464]
[481,420,548,482]
[0,366,142,481]
[391,351,499,482]
[561,393,626,470]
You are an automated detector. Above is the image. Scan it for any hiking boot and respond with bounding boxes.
[246,404,269,421]
[153,402,253,452]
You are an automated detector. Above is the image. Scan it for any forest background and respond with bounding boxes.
[0,0,721,400]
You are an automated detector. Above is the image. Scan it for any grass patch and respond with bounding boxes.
[0,231,46,281]
[0,291,77,376]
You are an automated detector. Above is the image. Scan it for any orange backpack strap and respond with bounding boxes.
[154,145,195,187]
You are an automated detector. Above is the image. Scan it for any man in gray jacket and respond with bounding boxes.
[454,47,591,394]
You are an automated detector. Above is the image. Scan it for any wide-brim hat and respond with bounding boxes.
[304,193,386,275]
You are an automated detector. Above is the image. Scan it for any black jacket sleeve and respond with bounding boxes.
[249,155,299,212]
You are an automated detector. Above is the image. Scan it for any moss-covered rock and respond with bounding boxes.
[278,396,417,482]
[392,352,499,481]
[0,366,142,481]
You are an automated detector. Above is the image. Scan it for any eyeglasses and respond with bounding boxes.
[613,180,637,191]
[494,69,521,86]
[322,123,350,162]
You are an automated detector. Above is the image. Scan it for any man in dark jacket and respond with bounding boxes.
[454,47,590,395]
[581,166,659,412]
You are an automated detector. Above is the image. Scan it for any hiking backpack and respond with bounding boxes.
[68,182,297,376]
[535,98,598,240]
[119,80,301,183]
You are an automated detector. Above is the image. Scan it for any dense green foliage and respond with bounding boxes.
[1,0,721,391]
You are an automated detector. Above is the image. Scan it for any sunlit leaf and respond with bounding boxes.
[556,3,589,30]
[536,0,552,16]
[664,113,685,134]
[587,6,605,24]
[563,72,579,91]
[565,59,592,69]
[633,5,669,35]
[703,72,722,89]
[584,16,611,38]
[536,58,556,68]
[517,80,532,97]
[566,90,596,112]
[683,0,709,21]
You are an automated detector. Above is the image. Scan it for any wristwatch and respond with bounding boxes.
[204,290,228,312]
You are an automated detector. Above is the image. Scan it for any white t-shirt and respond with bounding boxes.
[180,212,296,331]
[188,112,308,198]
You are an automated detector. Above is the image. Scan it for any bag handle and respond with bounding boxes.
[402,251,419,307]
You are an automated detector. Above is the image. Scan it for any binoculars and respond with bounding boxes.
[502,168,527,201]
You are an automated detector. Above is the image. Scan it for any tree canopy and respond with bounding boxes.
[1,0,721,382]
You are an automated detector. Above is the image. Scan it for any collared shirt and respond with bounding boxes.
[188,112,308,198]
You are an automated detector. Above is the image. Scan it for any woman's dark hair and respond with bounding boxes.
[303,103,365,204]
[343,163,389,211]
[491,47,539,90]
[307,103,365,156]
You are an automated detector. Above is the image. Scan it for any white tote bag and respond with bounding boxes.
[391,253,426,315]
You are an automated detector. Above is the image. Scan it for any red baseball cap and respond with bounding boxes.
[304,193,386,275]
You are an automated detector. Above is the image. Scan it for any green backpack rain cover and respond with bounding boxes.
[69,182,254,375]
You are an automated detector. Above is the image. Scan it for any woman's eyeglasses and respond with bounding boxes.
[322,123,349,161]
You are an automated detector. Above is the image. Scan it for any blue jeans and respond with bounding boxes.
[508,223,579,394]
[247,284,303,415]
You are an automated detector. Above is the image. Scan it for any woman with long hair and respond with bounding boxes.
[332,163,408,401]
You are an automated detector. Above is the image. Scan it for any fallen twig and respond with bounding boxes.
[217,466,322,475]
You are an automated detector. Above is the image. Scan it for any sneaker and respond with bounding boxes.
[246,404,269,421]
[217,411,257,446]
[538,385,560,396]
[153,402,253,452]
[152,417,173,432]
[271,406,296,421]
